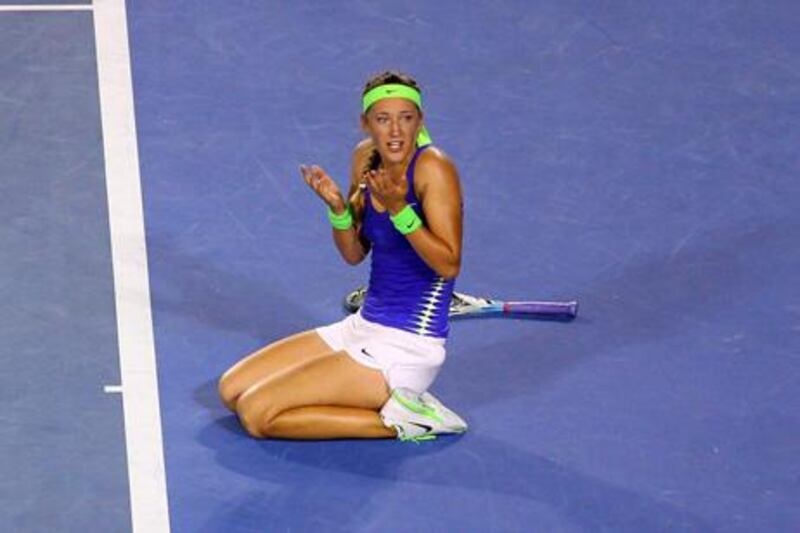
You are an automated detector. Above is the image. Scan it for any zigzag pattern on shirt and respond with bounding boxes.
[411,277,447,336]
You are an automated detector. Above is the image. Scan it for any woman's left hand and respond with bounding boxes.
[365,169,408,214]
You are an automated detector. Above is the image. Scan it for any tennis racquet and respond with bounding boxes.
[343,286,578,320]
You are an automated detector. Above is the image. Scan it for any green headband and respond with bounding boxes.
[362,83,432,147]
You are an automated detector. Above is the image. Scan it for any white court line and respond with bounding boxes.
[94,1,170,532]
[104,384,123,394]
[0,4,92,11]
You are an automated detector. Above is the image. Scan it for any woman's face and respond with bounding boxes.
[362,98,422,166]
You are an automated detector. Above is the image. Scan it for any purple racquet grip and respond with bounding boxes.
[503,301,579,317]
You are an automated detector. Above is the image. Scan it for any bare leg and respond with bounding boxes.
[218,330,334,411]
[266,406,396,440]
[236,351,392,439]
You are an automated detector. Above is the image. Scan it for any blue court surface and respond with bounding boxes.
[2,1,798,531]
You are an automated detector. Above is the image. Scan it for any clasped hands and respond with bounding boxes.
[300,164,408,215]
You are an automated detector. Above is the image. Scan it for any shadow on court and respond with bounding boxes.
[194,409,711,532]
[183,217,797,531]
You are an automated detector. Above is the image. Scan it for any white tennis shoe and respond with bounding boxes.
[380,388,468,442]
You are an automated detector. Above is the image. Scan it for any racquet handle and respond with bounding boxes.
[503,301,578,317]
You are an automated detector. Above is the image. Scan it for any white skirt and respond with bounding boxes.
[315,311,446,393]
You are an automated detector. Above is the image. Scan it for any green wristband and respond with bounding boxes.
[390,204,423,235]
[327,206,353,230]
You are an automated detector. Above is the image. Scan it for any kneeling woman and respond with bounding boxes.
[218,71,466,441]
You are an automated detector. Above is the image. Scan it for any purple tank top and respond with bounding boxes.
[361,146,455,338]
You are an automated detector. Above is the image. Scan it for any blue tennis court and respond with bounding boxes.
[2,1,798,531]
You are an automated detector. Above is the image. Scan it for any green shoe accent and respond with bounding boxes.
[392,390,444,424]
[400,433,437,443]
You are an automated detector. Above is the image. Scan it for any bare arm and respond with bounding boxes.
[333,144,372,264]
[300,144,371,265]
[366,148,463,279]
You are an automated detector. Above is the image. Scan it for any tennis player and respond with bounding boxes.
[219,71,466,441]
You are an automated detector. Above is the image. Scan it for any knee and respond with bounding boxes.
[217,372,240,412]
[235,388,278,439]
[238,410,266,439]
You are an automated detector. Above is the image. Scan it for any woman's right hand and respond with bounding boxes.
[300,164,346,213]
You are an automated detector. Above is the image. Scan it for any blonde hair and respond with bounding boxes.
[347,149,378,228]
